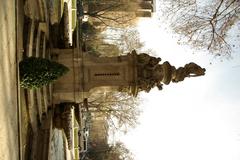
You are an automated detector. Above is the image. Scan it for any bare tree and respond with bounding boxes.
[108,142,134,160]
[88,142,134,160]
[81,21,122,57]
[85,0,139,28]
[102,27,144,54]
[86,91,141,133]
[159,0,240,56]
[119,28,144,53]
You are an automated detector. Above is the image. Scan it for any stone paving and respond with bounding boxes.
[21,0,73,159]
[20,0,55,159]
[0,0,75,159]
[49,129,66,160]
[0,0,19,160]
[0,0,57,159]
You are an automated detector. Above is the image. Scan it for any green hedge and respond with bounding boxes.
[19,57,69,89]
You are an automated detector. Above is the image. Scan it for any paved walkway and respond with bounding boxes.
[0,0,19,160]
[0,0,74,159]
[49,129,65,160]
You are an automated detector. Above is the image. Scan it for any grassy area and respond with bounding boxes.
[61,0,64,15]
[72,10,77,30]
[74,116,79,159]
[72,0,77,31]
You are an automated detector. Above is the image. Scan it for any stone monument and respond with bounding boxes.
[52,49,205,103]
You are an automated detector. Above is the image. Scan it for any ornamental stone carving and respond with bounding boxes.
[130,50,206,95]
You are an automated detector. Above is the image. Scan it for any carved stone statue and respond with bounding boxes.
[131,50,206,94]
[172,62,206,83]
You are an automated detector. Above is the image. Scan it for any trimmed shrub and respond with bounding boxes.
[19,57,69,89]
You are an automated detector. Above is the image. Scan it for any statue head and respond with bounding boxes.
[185,62,206,77]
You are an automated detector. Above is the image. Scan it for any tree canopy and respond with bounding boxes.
[85,0,140,28]
[87,91,141,134]
[88,142,134,160]
[159,0,240,56]
[102,27,144,54]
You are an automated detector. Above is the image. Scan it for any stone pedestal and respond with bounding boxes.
[52,48,137,103]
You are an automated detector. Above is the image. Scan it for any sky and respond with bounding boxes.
[120,2,240,160]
